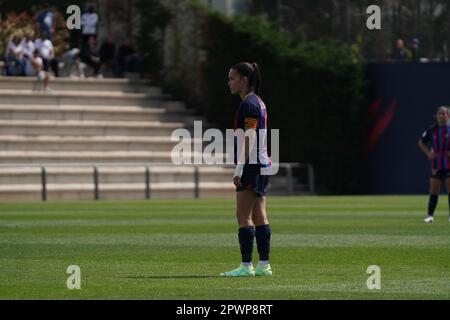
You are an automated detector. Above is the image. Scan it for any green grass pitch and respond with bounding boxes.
[0,196,449,299]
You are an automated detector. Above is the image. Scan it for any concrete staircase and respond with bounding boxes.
[0,76,236,201]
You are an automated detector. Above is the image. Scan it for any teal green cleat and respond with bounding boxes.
[255,264,272,276]
[220,264,255,277]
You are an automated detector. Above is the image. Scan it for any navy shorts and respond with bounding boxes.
[431,169,450,179]
[236,164,270,197]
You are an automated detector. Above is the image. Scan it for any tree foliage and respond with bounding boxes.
[144,1,368,194]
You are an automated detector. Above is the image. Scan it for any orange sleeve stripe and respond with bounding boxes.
[244,117,258,129]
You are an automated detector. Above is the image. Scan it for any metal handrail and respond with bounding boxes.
[0,162,314,200]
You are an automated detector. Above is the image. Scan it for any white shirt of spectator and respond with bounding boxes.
[35,39,54,59]
[20,38,36,59]
[43,11,54,29]
[5,41,23,59]
[81,13,98,35]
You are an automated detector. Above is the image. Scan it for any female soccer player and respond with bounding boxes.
[220,62,272,277]
[418,106,450,223]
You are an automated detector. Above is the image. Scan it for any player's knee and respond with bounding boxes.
[252,213,266,225]
[430,186,439,194]
[236,212,251,225]
[430,183,440,194]
[445,182,450,193]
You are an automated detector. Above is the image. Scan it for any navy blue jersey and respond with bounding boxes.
[420,124,450,171]
[233,93,271,167]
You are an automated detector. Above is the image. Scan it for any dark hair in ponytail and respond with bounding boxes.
[232,62,261,95]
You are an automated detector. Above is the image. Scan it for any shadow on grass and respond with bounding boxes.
[122,276,220,279]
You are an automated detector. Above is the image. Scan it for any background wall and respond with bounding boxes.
[366,62,450,194]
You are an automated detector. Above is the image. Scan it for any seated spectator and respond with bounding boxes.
[117,40,143,77]
[81,36,102,78]
[5,36,26,76]
[99,35,116,76]
[25,49,50,91]
[35,32,60,77]
[20,35,37,60]
[99,36,116,63]
[62,48,85,79]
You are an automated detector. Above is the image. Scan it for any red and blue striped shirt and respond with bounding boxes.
[421,124,450,171]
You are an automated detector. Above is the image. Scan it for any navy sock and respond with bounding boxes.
[238,226,255,263]
[428,194,438,216]
[255,224,271,261]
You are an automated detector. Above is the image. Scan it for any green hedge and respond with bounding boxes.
[142,1,368,194]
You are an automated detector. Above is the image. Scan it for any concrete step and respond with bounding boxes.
[0,75,233,200]
[0,104,190,122]
[0,182,235,201]
[0,120,183,136]
[0,76,158,93]
[0,89,174,107]
[0,135,203,152]
[0,151,173,163]
[0,151,227,163]
[0,166,234,185]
